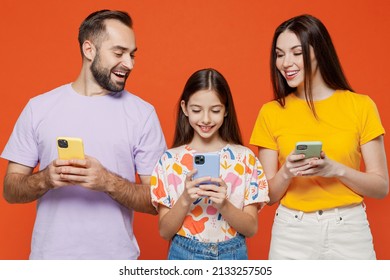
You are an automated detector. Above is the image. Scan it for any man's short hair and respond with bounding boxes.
[78,10,133,55]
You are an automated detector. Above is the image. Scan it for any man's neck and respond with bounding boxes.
[72,69,110,97]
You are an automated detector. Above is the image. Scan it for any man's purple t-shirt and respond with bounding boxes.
[1,84,166,259]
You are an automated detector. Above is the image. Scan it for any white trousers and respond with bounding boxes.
[269,204,376,259]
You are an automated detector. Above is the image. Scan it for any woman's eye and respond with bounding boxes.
[294,52,302,56]
[212,110,221,114]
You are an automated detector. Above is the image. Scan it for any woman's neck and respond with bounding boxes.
[296,81,335,101]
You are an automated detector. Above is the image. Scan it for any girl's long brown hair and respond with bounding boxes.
[172,68,242,148]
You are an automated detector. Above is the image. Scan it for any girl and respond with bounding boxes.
[151,68,269,260]
[250,14,388,259]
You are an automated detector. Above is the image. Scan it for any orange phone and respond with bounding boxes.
[57,137,85,160]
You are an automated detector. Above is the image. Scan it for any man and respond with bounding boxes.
[1,10,166,259]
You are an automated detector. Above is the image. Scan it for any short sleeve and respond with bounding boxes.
[150,153,172,210]
[134,109,166,176]
[243,149,269,208]
[359,96,385,145]
[250,104,278,150]
[1,102,39,167]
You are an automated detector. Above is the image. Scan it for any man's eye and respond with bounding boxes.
[114,52,123,57]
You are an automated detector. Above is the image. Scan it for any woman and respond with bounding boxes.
[250,14,388,259]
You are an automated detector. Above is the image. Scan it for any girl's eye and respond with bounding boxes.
[191,110,201,113]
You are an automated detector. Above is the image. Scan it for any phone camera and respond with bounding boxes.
[194,155,205,165]
[296,144,307,151]
[57,139,69,148]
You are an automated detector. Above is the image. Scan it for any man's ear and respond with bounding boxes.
[82,40,96,61]
[180,100,188,117]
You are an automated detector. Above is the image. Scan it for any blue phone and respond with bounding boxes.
[193,152,220,185]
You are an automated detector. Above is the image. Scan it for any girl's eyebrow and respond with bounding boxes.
[189,104,223,108]
[276,45,302,51]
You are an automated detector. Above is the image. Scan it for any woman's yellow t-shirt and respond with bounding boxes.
[250,90,385,212]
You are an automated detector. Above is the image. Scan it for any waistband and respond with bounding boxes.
[277,203,365,222]
[171,234,246,255]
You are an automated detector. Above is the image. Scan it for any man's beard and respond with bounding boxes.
[90,54,127,92]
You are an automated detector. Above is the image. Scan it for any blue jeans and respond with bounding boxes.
[168,234,248,260]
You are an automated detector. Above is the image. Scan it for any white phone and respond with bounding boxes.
[295,141,322,159]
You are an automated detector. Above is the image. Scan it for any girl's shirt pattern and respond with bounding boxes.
[151,144,269,242]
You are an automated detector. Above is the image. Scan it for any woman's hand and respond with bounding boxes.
[282,151,320,178]
[297,151,342,177]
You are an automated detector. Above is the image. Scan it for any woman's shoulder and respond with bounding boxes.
[256,98,292,118]
[335,90,377,108]
[260,99,284,110]
[336,90,373,101]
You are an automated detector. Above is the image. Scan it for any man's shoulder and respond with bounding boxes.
[120,90,156,113]
[29,84,70,104]
[121,90,152,104]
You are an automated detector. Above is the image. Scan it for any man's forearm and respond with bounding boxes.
[104,171,157,215]
[4,171,48,203]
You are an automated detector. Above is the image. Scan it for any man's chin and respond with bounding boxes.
[107,81,126,92]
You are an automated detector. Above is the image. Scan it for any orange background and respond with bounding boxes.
[0,0,389,260]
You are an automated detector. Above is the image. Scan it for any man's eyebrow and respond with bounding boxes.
[111,45,128,51]
[110,46,138,53]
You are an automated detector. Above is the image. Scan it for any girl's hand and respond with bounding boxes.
[197,178,228,210]
[181,169,203,205]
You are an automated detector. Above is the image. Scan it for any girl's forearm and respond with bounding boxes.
[158,196,191,240]
[219,203,258,237]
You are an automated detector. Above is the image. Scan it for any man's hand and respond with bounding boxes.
[54,155,110,192]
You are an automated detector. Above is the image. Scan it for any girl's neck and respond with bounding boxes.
[188,135,228,153]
